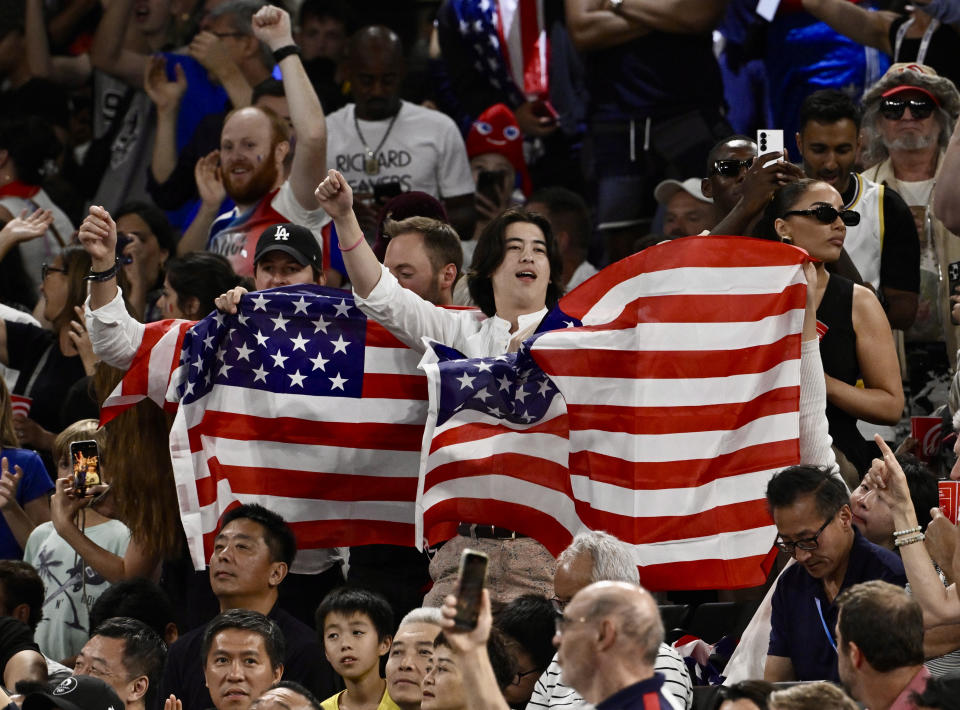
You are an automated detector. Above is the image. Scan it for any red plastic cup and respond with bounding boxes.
[939,480,960,525]
[9,394,31,419]
[912,416,944,463]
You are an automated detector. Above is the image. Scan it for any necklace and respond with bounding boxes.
[354,105,401,175]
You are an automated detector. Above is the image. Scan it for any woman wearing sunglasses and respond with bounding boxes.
[757,179,904,480]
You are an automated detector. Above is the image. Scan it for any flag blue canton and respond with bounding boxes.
[434,342,557,427]
[450,0,526,106]
[537,306,582,334]
[177,285,367,404]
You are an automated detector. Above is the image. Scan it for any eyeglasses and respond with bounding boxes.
[712,158,754,177]
[782,204,861,226]
[880,96,936,121]
[511,668,542,686]
[774,516,834,555]
[554,610,589,636]
[41,263,67,280]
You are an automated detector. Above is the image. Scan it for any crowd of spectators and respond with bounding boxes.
[4,1,960,710]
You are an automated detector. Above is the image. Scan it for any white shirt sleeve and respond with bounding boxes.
[84,288,145,370]
[799,338,839,473]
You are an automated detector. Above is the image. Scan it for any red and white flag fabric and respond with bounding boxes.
[418,236,810,591]
[99,318,194,425]
[167,285,428,572]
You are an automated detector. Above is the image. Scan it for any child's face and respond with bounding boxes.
[323,611,391,681]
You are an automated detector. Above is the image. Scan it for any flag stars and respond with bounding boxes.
[333,299,352,318]
[288,369,306,387]
[254,330,269,346]
[475,361,492,373]
[213,312,225,326]
[270,350,288,368]
[218,363,232,378]
[331,335,350,354]
[183,381,195,397]
[515,386,529,403]
[290,333,309,352]
[235,343,253,361]
[313,315,330,334]
[192,356,203,370]
[251,293,270,311]
[537,380,552,396]
[329,372,348,390]
[292,296,310,314]
[271,313,289,332]
[310,352,329,371]
[216,346,227,362]
[474,387,492,403]
[237,313,249,326]
[252,365,268,383]
[457,371,476,390]
[203,334,214,350]
[496,374,512,392]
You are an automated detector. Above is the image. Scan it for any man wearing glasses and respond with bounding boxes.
[859,64,960,409]
[764,466,906,682]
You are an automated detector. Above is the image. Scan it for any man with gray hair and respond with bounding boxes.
[385,607,444,710]
[529,531,692,710]
[859,63,960,404]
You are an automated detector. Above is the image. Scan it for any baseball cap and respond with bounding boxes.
[22,675,124,710]
[881,84,941,106]
[254,223,323,271]
[654,178,712,206]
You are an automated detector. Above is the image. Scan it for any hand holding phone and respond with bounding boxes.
[756,129,784,167]
[70,440,102,498]
[452,548,488,630]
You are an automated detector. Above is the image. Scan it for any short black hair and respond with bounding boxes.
[202,609,286,670]
[0,116,61,185]
[715,680,776,710]
[262,681,323,710]
[0,560,43,630]
[315,586,394,641]
[799,89,862,132]
[766,465,849,517]
[836,581,923,671]
[114,201,176,256]
[298,0,351,27]
[89,578,176,640]
[526,187,592,254]
[165,252,245,318]
[253,79,286,103]
[220,504,297,567]
[705,134,756,175]
[91,617,168,710]
[467,208,564,317]
[434,626,515,691]
[898,454,939,532]
[493,594,556,671]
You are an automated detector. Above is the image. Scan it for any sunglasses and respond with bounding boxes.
[783,204,861,226]
[880,96,936,121]
[712,158,754,177]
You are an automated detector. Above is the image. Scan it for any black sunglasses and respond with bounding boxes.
[783,204,860,227]
[880,96,936,121]
[712,158,754,177]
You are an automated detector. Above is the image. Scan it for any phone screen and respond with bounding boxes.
[70,440,101,497]
[453,549,488,630]
[476,170,505,204]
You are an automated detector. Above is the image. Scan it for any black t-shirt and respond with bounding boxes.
[841,178,920,293]
[159,605,340,710]
[0,617,40,684]
[5,321,86,434]
[888,17,960,91]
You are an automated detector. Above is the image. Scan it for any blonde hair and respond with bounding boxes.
[769,683,858,710]
[0,379,18,449]
[53,419,104,472]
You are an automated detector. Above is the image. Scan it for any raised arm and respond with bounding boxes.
[77,206,121,310]
[800,0,896,54]
[824,285,904,424]
[145,55,188,186]
[253,5,326,210]
[89,0,150,88]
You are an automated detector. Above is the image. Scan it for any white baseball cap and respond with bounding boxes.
[654,177,712,206]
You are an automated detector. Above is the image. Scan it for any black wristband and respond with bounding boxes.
[85,257,120,282]
[272,44,301,64]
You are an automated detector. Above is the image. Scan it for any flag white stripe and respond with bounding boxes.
[426,430,569,470]
[365,346,422,375]
[431,394,567,437]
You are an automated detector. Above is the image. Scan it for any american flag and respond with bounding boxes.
[167,285,428,572]
[418,236,810,591]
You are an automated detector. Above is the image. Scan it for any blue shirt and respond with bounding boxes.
[768,527,906,681]
[596,674,675,710]
[0,448,53,559]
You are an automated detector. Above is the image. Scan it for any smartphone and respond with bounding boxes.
[530,99,559,123]
[476,170,506,204]
[373,182,403,204]
[452,548,488,630]
[949,260,960,325]
[70,440,102,498]
[756,129,784,167]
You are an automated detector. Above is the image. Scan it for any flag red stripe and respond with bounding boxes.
[361,373,428,400]
[201,518,417,556]
[424,455,570,492]
[565,386,800,435]
[428,414,569,452]
[186,413,423,450]
[639,549,779,591]
[537,336,801,380]
[569,440,799,488]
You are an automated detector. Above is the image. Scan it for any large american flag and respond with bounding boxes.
[166,285,428,572]
[418,236,810,590]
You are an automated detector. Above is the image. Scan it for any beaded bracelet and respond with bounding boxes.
[893,525,922,537]
[340,234,365,252]
[894,533,925,548]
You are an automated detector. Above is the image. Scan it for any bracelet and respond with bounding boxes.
[84,257,120,282]
[340,234,365,252]
[894,525,922,537]
[894,533,925,547]
[272,44,301,64]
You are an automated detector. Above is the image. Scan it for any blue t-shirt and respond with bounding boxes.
[768,528,906,681]
[596,674,674,710]
[0,447,54,559]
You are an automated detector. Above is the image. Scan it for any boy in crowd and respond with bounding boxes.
[316,588,396,710]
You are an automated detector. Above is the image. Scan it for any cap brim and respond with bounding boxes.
[881,85,941,106]
[654,181,683,205]
[255,244,311,267]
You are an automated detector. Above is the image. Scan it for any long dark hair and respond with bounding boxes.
[165,252,244,319]
[466,208,564,317]
[751,178,821,242]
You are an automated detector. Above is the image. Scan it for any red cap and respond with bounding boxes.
[466,103,531,197]
[881,84,941,106]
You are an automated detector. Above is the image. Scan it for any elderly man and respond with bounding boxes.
[835,581,929,710]
[531,531,691,710]
[859,63,960,404]
[432,581,675,710]
[385,608,443,710]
